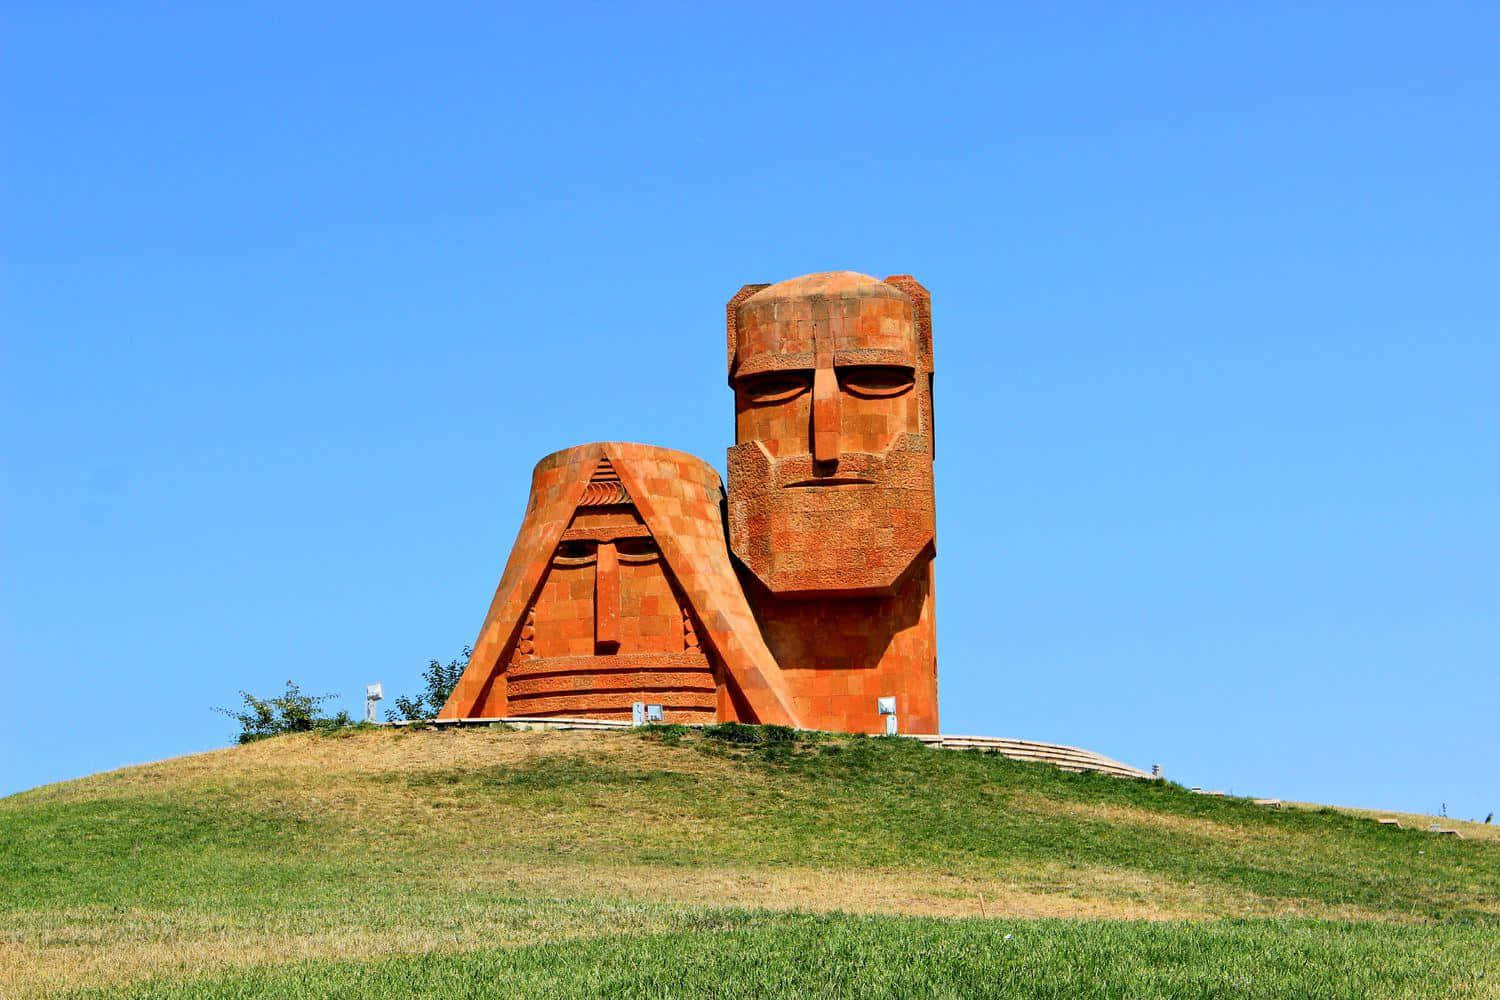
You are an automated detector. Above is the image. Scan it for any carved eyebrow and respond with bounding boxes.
[559,526,651,543]
[733,347,918,379]
[732,353,817,379]
[831,348,918,368]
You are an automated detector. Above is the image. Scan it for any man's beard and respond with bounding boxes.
[727,440,934,598]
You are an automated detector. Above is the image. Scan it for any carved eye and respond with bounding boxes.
[554,540,597,564]
[839,366,914,398]
[615,538,658,557]
[739,371,811,403]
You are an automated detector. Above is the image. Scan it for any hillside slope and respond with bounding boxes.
[4,725,1497,998]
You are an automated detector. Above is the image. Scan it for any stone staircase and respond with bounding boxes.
[905,733,1150,779]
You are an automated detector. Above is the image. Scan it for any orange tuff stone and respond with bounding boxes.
[727,272,939,734]
[440,443,800,727]
[442,271,939,737]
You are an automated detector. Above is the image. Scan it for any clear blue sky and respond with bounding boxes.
[3,3,1496,818]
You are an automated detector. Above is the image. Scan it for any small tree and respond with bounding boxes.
[214,681,353,744]
[387,646,470,722]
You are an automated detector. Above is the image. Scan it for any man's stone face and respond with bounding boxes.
[727,273,934,597]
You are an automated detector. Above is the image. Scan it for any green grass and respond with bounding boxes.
[4,725,1497,997]
[59,914,1498,999]
[638,729,1498,921]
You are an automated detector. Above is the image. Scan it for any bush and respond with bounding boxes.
[642,723,691,746]
[703,722,798,746]
[386,646,470,722]
[214,681,353,744]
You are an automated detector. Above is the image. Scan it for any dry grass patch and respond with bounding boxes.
[2,895,679,1000]
[1293,803,1500,844]
[1020,794,1291,847]
[18,729,730,804]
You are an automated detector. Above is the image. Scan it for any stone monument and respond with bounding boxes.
[725,273,938,734]
[440,271,938,734]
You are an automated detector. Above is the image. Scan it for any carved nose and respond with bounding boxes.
[594,541,620,653]
[812,366,840,465]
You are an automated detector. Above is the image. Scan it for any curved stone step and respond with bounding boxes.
[907,734,1150,779]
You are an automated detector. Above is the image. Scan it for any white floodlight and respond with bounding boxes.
[365,683,384,723]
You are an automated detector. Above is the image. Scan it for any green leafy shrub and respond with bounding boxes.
[703,722,797,746]
[386,646,470,722]
[642,723,691,745]
[214,681,353,744]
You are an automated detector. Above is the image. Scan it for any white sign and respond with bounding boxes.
[365,683,384,724]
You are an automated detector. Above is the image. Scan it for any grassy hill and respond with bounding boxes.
[4,724,1496,998]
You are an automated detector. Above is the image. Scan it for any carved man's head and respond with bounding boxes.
[726,271,935,597]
